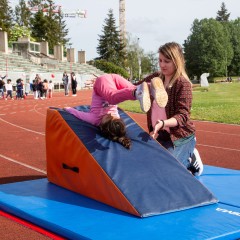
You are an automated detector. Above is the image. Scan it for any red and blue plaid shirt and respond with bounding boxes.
[138,72,195,143]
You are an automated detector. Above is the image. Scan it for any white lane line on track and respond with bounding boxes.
[0,154,46,174]
[33,104,47,116]
[198,130,240,136]
[198,144,240,152]
[0,117,45,136]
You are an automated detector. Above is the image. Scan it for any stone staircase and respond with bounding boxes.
[0,51,104,76]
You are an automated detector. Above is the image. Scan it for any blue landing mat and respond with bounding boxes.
[1,165,240,240]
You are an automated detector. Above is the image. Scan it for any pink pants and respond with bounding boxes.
[93,74,136,105]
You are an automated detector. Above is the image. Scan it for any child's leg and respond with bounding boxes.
[94,74,136,105]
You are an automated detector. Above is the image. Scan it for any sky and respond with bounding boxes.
[10,0,240,61]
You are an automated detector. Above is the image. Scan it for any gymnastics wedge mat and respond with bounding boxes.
[45,106,217,218]
[0,166,240,239]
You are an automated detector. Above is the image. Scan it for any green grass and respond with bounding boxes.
[118,82,240,125]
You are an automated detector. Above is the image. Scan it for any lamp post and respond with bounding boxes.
[67,43,72,73]
[137,38,142,80]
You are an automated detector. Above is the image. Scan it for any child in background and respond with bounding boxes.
[5,79,14,100]
[25,81,31,97]
[42,79,48,99]
[16,79,24,100]
[48,80,54,98]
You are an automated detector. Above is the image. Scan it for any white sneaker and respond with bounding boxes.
[188,148,204,176]
[150,77,168,108]
[135,82,151,113]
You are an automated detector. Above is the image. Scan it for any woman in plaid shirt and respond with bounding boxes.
[139,42,203,176]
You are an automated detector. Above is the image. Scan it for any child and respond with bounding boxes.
[48,80,54,98]
[64,74,167,149]
[5,79,14,100]
[42,79,48,99]
[16,79,24,100]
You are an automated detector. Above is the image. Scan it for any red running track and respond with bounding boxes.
[0,90,240,239]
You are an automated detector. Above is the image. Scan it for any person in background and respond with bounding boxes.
[62,71,69,96]
[5,79,14,100]
[25,80,31,97]
[48,80,54,98]
[71,72,78,96]
[37,78,44,100]
[42,79,48,99]
[138,42,203,176]
[16,78,24,100]
[32,80,38,99]
[0,78,5,99]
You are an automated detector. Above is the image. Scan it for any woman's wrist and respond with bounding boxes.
[157,120,165,130]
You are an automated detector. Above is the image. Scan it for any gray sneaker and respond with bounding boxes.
[187,148,204,176]
[150,77,168,108]
[135,82,151,113]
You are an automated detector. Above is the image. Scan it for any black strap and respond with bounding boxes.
[62,163,79,173]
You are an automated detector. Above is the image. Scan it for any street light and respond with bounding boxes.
[137,38,142,80]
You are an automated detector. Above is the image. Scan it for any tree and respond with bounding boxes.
[124,34,158,80]
[216,2,230,22]
[96,9,126,67]
[9,24,32,42]
[184,18,233,79]
[228,18,240,76]
[31,10,48,42]
[15,0,31,28]
[29,0,69,51]
[0,0,14,36]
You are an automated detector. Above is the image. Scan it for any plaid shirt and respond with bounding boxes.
[138,72,195,142]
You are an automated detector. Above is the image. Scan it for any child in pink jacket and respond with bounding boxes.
[65,73,167,149]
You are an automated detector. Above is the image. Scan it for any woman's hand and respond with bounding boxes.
[151,120,164,139]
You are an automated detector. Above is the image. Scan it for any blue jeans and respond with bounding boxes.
[158,137,196,168]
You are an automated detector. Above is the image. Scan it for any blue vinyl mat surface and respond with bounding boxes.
[0,165,240,240]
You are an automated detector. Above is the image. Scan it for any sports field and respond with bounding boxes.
[0,89,240,239]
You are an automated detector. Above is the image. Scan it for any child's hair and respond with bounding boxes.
[99,114,131,149]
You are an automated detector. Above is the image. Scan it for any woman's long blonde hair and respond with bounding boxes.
[158,42,191,88]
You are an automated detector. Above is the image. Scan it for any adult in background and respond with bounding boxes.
[138,42,203,176]
[71,72,77,96]
[0,78,5,99]
[62,71,69,96]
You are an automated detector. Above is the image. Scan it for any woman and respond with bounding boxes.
[64,73,162,149]
[71,72,78,96]
[139,42,203,176]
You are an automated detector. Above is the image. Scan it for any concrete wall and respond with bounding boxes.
[0,31,8,53]
[67,48,75,63]
[54,45,63,61]
[78,51,86,64]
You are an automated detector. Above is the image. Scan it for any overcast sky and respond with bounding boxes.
[10,0,239,61]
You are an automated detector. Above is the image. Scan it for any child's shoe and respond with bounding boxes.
[150,77,168,108]
[187,148,204,176]
[135,82,151,113]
